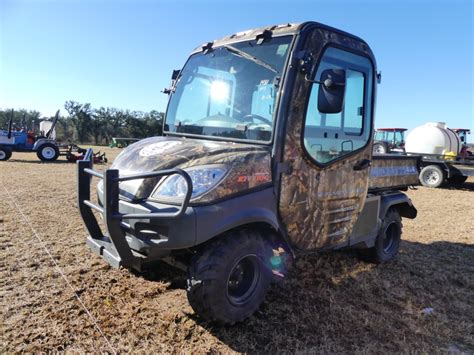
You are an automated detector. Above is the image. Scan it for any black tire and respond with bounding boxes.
[0,146,12,161]
[447,175,468,185]
[186,229,272,325]
[36,143,59,161]
[363,208,402,263]
[419,165,445,188]
[373,142,388,155]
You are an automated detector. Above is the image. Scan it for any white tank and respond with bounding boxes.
[405,122,461,155]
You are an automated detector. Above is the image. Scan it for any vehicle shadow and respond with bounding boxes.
[133,260,187,290]
[439,181,474,192]
[182,240,473,352]
[6,158,72,164]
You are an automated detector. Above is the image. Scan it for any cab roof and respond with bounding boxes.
[192,21,371,54]
[376,128,407,131]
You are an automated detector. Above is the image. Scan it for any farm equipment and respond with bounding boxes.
[77,22,419,325]
[373,128,407,154]
[63,144,107,164]
[405,122,474,187]
[452,128,473,156]
[0,109,61,161]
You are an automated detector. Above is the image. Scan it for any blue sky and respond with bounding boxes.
[1,0,473,139]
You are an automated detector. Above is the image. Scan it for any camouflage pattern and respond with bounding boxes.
[110,136,271,204]
[279,27,375,251]
[369,156,420,190]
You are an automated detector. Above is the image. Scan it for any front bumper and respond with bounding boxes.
[77,150,193,271]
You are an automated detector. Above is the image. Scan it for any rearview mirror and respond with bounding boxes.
[317,69,346,114]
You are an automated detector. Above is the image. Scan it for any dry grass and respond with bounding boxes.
[1,147,473,352]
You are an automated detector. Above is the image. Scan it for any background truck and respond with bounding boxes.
[373,128,407,154]
[0,110,60,161]
[77,21,419,325]
[405,122,474,187]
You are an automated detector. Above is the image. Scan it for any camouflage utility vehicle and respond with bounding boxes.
[78,22,419,324]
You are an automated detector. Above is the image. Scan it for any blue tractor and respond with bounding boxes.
[0,110,60,162]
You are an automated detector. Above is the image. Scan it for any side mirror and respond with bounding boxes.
[317,69,346,114]
[171,69,180,80]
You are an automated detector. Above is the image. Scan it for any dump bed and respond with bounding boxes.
[369,155,420,191]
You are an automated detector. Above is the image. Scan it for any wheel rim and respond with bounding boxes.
[226,255,260,306]
[0,150,5,160]
[423,169,440,185]
[42,147,56,159]
[383,221,399,253]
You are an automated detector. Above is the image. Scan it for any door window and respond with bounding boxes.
[304,47,373,164]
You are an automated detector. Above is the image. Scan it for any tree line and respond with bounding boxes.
[0,100,164,145]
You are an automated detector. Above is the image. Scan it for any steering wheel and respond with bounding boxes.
[241,114,273,126]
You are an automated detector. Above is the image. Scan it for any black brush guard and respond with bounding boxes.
[77,149,192,270]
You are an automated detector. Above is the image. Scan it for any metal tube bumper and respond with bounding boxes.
[77,149,192,270]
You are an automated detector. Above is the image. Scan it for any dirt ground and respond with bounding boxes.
[1,147,473,353]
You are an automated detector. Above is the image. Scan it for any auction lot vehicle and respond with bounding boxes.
[413,153,474,188]
[0,110,60,161]
[373,128,407,154]
[452,128,473,156]
[78,22,419,324]
[405,122,474,187]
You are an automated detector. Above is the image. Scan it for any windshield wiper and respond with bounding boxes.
[222,45,278,74]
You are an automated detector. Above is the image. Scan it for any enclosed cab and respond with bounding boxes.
[373,128,407,154]
[77,22,418,325]
[452,128,472,156]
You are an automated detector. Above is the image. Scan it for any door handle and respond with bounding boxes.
[353,159,371,171]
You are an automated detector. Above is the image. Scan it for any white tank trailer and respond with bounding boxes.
[405,122,474,188]
[405,122,461,155]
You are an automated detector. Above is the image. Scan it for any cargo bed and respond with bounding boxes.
[369,155,420,192]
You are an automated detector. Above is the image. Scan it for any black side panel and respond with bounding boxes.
[194,187,279,245]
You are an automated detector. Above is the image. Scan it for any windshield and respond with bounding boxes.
[164,36,293,142]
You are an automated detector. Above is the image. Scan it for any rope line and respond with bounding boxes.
[2,184,116,353]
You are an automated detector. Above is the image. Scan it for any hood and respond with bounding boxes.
[111,136,272,202]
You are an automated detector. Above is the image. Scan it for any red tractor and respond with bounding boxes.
[452,128,472,156]
[373,128,407,154]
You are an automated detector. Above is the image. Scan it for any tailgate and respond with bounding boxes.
[369,155,420,191]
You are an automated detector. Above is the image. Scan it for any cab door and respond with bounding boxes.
[279,31,375,251]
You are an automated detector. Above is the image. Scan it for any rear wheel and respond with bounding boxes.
[419,165,445,188]
[373,142,387,155]
[0,146,12,161]
[363,208,402,263]
[447,175,468,185]
[186,230,272,325]
[37,143,59,161]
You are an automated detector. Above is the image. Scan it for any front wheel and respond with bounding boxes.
[37,143,59,161]
[419,165,445,188]
[186,230,272,325]
[0,146,12,161]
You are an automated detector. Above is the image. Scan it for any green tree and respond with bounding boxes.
[64,101,93,143]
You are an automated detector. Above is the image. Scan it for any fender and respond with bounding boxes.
[379,191,417,219]
[33,138,56,151]
[194,187,280,245]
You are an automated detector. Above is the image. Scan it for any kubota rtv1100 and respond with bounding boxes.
[77,22,419,324]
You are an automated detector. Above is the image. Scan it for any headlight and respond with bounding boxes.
[152,165,228,200]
